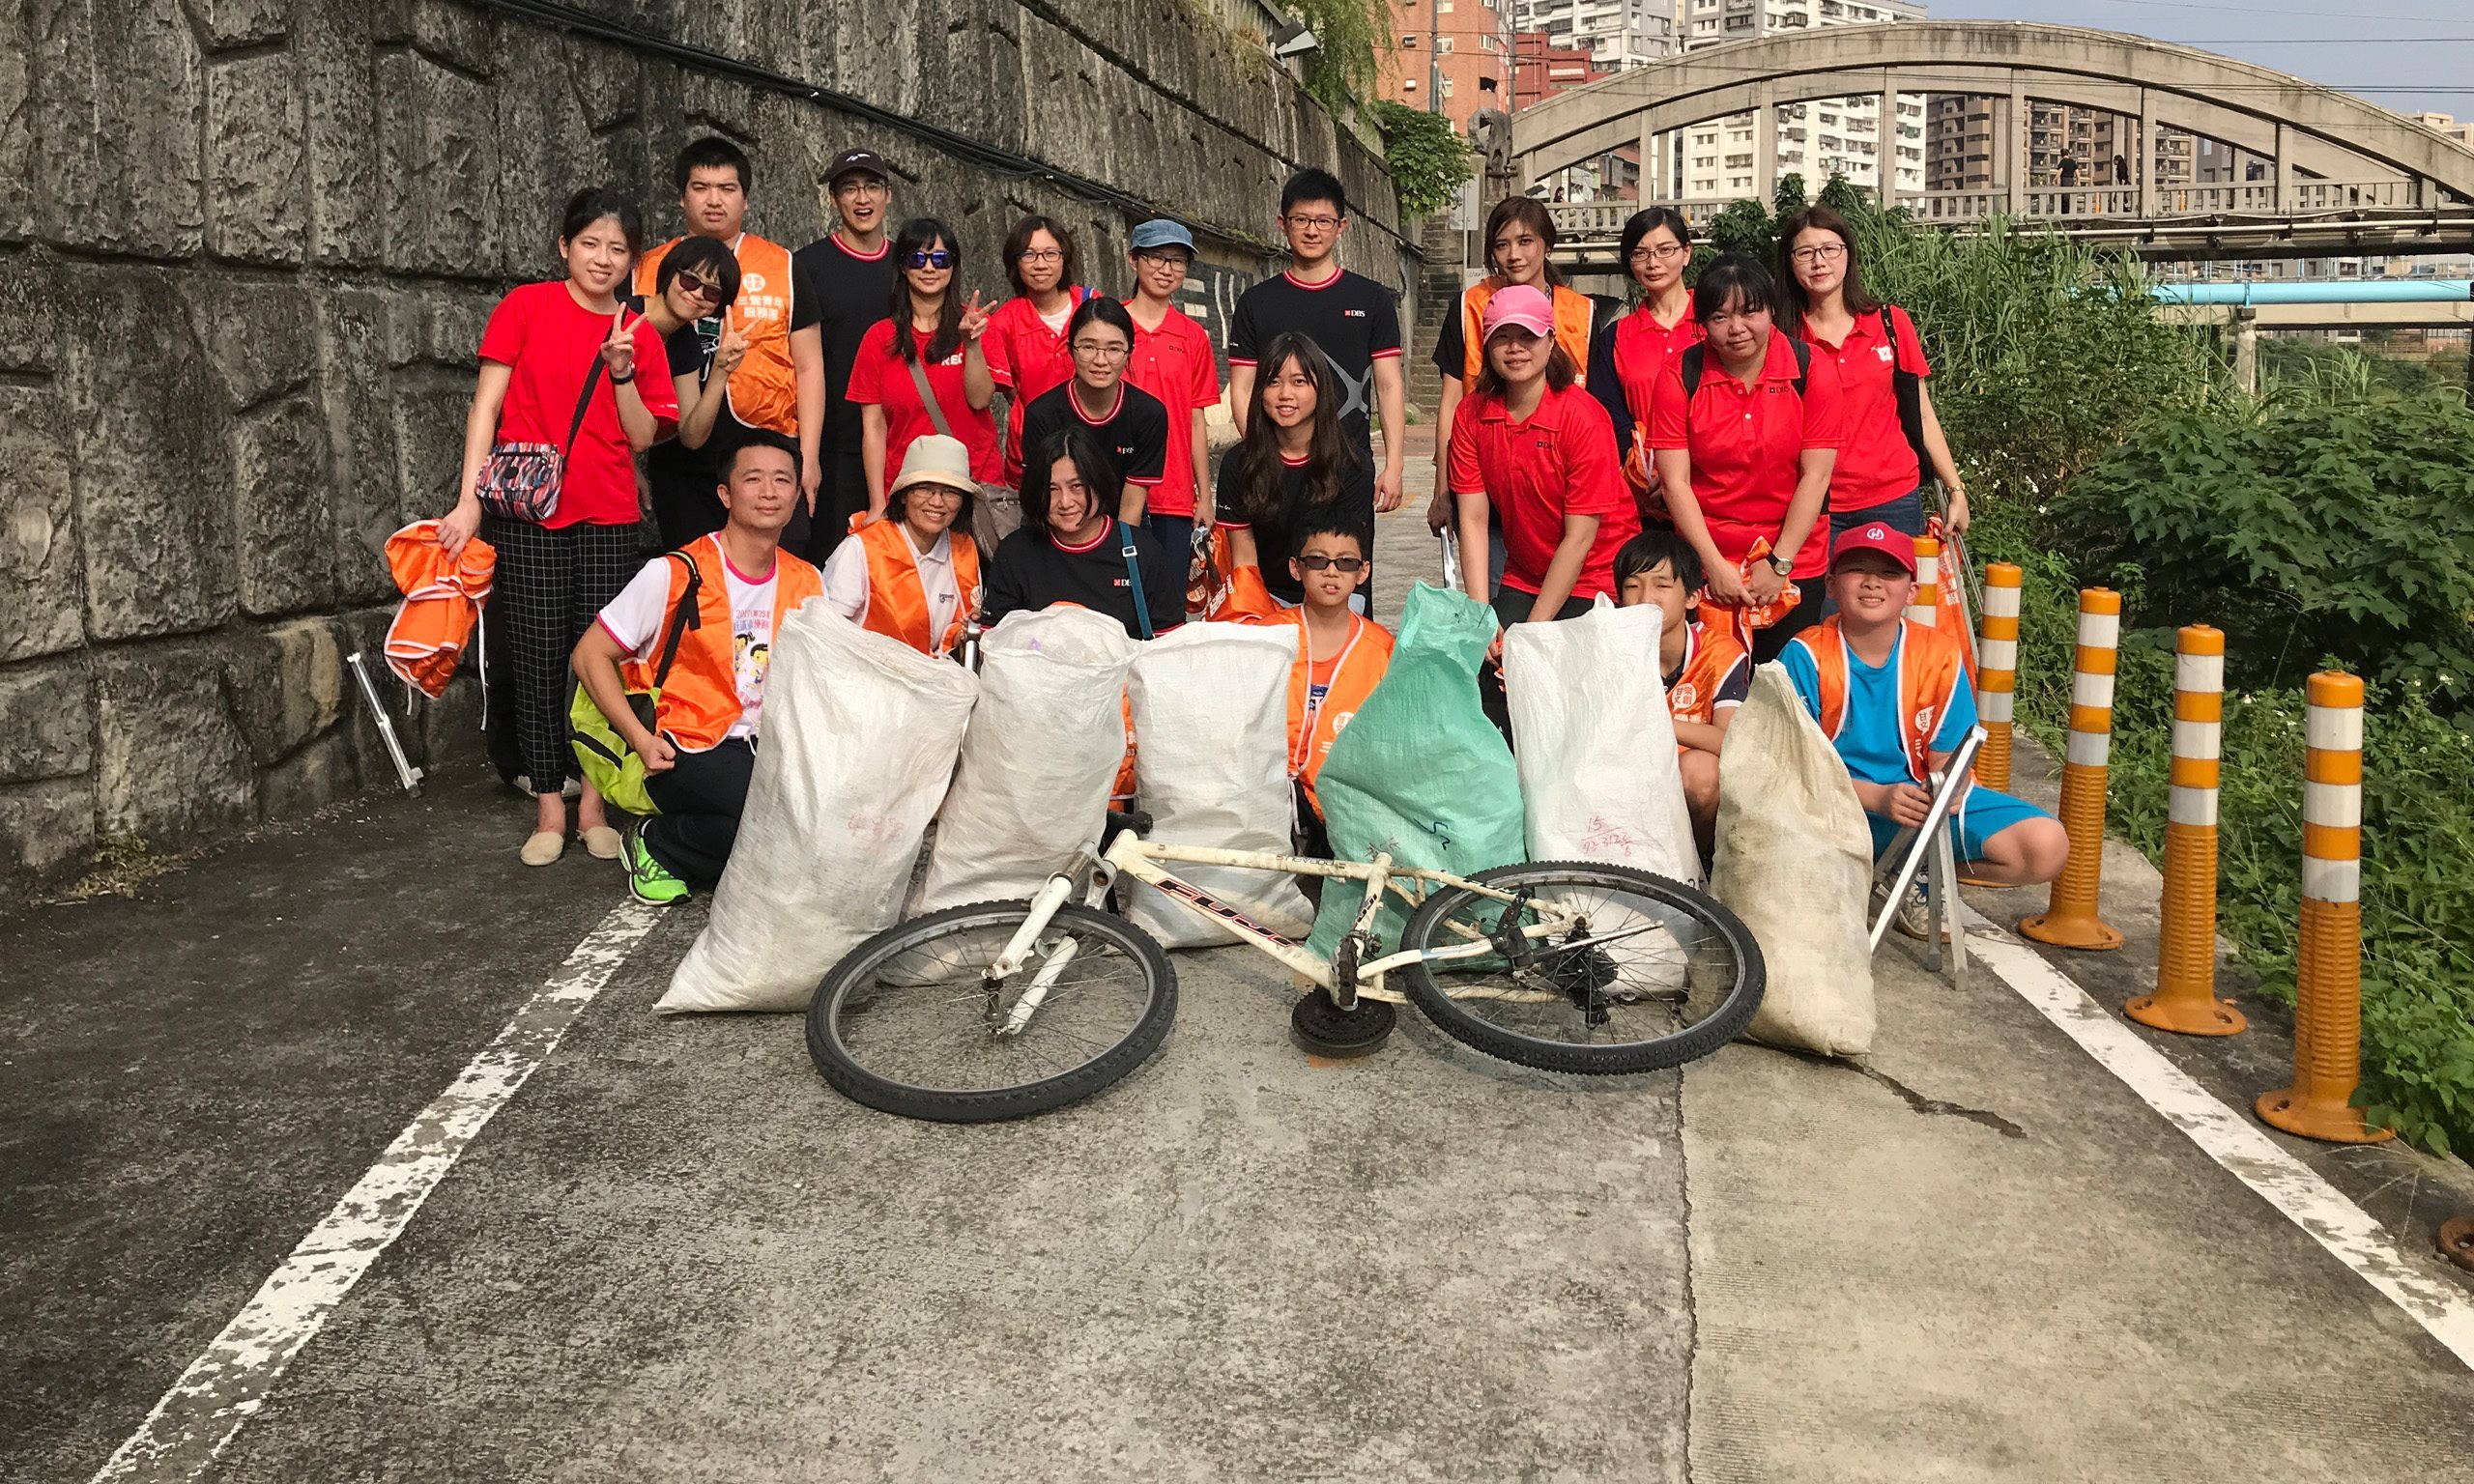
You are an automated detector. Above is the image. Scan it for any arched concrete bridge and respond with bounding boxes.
[1514,21,2474,260]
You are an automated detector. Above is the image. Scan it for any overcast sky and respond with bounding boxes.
[1925,0,2474,120]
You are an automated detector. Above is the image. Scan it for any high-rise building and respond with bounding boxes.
[1516,0,1679,70]
[1674,0,1928,200]
[1375,0,1521,130]
[1924,100,2198,193]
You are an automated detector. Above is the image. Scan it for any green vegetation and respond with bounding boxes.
[1284,0,1391,114]
[1367,100,1475,220]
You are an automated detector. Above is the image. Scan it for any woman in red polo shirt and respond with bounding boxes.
[983,215,1091,528]
[848,216,1001,524]
[1589,207,1700,516]
[1648,254,1844,662]
[1777,205,1970,541]
[1448,284,1637,630]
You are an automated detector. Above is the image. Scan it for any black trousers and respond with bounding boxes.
[1750,585,1825,664]
[643,738,757,888]
[482,517,640,795]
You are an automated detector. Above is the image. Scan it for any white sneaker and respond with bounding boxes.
[1873,877,1934,942]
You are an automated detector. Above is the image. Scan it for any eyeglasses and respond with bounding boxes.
[1283,214,1342,232]
[1134,249,1192,268]
[673,269,720,300]
[834,179,890,199]
[1628,243,1689,264]
[1295,555,1366,573]
[1790,243,1849,265]
[1018,247,1065,264]
[906,486,964,506]
[903,249,955,270]
[1071,340,1130,359]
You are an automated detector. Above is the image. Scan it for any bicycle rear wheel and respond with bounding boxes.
[806,899,1177,1123]
[1397,861,1763,1075]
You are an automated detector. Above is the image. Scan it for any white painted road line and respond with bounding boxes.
[1963,911,2474,1371]
[88,903,663,1483]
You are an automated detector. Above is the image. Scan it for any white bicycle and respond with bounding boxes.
[805,813,1767,1123]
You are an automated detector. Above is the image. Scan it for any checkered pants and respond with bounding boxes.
[482,516,642,796]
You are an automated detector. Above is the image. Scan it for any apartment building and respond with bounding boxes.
[1516,0,1680,69]
[1675,0,1928,200]
[1378,0,1520,129]
[1925,99,2198,192]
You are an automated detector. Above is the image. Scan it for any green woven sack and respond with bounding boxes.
[1307,582,1527,956]
[567,551,701,818]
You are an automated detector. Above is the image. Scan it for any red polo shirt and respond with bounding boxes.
[986,287,1091,486]
[1124,305,1221,519]
[1647,332,1845,578]
[1610,300,1702,426]
[1448,383,1637,600]
[1799,304,1931,516]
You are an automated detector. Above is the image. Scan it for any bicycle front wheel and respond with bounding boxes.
[806,899,1177,1123]
[1397,861,1764,1075]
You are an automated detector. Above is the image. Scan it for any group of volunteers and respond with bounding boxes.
[439,130,2063,934]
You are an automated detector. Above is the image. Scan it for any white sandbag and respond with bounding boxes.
[657,602,980,1013]
[1710,664,1877,1056]
[1125,622,1312,950]
[916,607,1136,911]
[1503,596,1700,886]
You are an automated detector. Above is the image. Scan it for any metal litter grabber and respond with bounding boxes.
[346,650,424,796]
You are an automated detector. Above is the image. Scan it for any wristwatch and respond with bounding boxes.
[1766,552,1795,576]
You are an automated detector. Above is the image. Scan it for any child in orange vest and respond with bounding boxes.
[572,433,821,904]
[1226,509,1395,868]
[1780,522,2067,936]
[1614,528,1748,857]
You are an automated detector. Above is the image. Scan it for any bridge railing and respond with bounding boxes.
[1542,181,2425,243]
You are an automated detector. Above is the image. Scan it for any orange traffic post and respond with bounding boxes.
[1974,562,2022,790]
[2021,587,2125,950]
[2125,626,2245,1035]
[1907,536,1942,627]
[2258,672,2392,1144]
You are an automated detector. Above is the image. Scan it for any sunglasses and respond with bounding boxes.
[674,269,720,300]
[904,249,955,270]
[1294,555,1366,573]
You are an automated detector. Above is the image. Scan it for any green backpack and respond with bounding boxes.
[568,551,702,817]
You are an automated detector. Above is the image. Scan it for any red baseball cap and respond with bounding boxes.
[1828,521,1917,577]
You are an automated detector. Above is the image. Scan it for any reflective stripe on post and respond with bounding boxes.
[2020,587,2125,951]
[2258,671,2392,1143]
[1975,562,2022,790]
[1908,536,1942,627]
[2125,626,2245,1035]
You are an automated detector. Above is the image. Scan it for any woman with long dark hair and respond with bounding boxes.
[1217,330,1375,612]
[1589,206,1700,511]
[635,234,743,546]
[1776,204,1970,540]
[848,216,999,528]
[441,187,678,866]
[1647,253,1844,661]
[983,426,1184,640]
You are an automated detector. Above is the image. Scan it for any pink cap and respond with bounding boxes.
[1828,521,1918,577]
[1481,283,1556,341]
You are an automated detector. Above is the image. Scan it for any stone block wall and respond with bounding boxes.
[0,0,1408,884]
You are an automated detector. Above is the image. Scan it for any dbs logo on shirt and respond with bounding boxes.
[1342,308,1366,319]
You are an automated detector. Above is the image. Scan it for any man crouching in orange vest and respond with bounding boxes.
[572,432,822,904]
[818,432,982,658]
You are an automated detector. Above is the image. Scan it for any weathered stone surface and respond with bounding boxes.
[0,656,93,783]
[0,4,32,241]
[410,0,495,77]
[300,2,381,268]
[493,23,610,279]
[224,615,347,765]
[390,365,476,526]
[316,290,403,604]
[0,380,84,662]
[39,0,205,256]
[185,276,315,410]
[256,726,359,818]
[379,49,501,277]
[417,671,485,773]
[68,273,237,642]
[385,289,496,371]
[205,50,309,265]
[0,777,95,878]
[94,640,257,842]
[184,0,288,49]
[233,396,336,616]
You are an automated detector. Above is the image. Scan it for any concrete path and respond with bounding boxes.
[7,461,2474,1481]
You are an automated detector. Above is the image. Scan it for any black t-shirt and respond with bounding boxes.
[983,518,1186,640]
[1214,443,1376,605]
[1227,269,1403,456]
[789,233,898,450]
[1018,383,1171,498]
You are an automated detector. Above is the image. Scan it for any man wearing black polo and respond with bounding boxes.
[790,147,898,561]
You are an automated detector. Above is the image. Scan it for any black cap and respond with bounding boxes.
[827,148,889,186]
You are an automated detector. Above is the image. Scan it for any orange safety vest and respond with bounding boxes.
[623,534,823,752]
[847,516,983,658]
[1789,614,1971,786]
[635,233,799,437]
[1460,280,1597,387]
[1665,617,1749,733]
[1233,600,1395,817]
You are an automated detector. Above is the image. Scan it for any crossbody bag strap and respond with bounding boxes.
[905,350,956,441]
[1118,522,1155,642]
[649,551,704,691]
[564,356,609,457]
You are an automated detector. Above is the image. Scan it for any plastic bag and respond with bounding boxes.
[656,603,980,1013]
[1709,665,1876,1056]
[916,608,1136,912]
[1503,596,1699,886]
[1309,583,1526,956]
[1124,623,1312,950]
